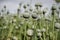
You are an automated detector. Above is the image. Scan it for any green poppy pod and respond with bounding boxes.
[11,36,18,40]
[15,26,19,29]
[4,5,6,8]
[35,2,42,7]
[55,23,60,29]
[23,13,30,19]
[43,8,48,15]
[7,11,9,14]
[17,8,20,12]
[35,4,38,7]
[13,15,17,18]
[51,4,57,10]
[38,3,42,7]
[27,29,34,37]
[29,8,33,12]
[36,29,41,33]
[12,19,16,23]
[23,4,27,9]
[41,28,46,32]
[3,26,7,29]
[45,17,52,22]
[36,29,42,40]
[20,22,24,25]
[37,32,42,37]
[32,13,38,19]
[19,2,22,6]
[33,9,38,14]
[17,8,20,14]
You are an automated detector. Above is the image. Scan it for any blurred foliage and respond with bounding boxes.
[55,0,60,2]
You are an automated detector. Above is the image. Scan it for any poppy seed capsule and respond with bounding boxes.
[55,23,60,29]
[27,29,34,37]
[29,8,33,12]
[15,26,19,29]
[13,19,16,23]
[51,4,57,10]
[17,8,20,12]
[43,8,48,15]
[23,5,27,9]
[19,3,22,6]
[41,28,46,32]
[12,36,18,40]
[3,26,7,29]
[36,29,42,37]
[4,5,6,8]
[7,11,9,14]
[35,3,42,7]
[36,29,41,33]
[43,10,46,15]
[32,13,37,19]
[45,17,52,22]
[23,13,30,19]
[20,22,24,25]
[37,32,42,37]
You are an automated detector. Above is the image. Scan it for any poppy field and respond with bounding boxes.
[0,2,60,40]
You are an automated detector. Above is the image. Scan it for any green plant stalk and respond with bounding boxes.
[1,29,4,40]
[18,24,21,40]
[52,12,55,40]
[24,20,27,40]
[7,23,14,39]
[46,24,49,40]
[16,17,22,40]
[34,20,37,40]
[41,15,46,40]
[43,32,46,40]
[39,17,43,40]
[56,31,58,40]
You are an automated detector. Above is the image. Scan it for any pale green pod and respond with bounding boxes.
[27,29,34,37]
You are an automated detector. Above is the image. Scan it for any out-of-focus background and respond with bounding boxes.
[0,0,60,13]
